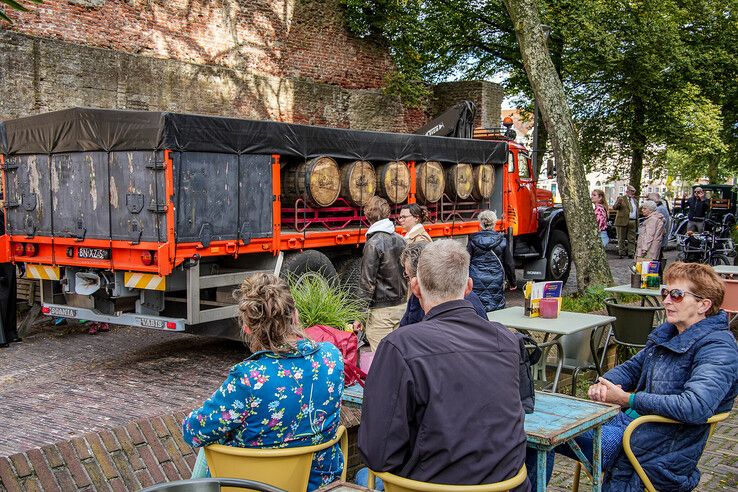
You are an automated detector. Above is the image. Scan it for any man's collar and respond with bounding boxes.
[423,299,474,320]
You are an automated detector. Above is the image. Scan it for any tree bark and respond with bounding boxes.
[629,95,646,196]
[503,0,613,290]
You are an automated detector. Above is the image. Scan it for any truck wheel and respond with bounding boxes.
[546,230,572,283]
[337,256,362,298]
[280,250,337,284]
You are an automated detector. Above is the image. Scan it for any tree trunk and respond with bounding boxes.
[503,0,613,290]
[706,154,720,183]
[629,95,646,196]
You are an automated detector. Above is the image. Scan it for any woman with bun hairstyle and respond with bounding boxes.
[398,203,432,244]
[182,273,345,491]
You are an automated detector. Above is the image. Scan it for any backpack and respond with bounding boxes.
[516,333,542,414]
[305,325,366,387]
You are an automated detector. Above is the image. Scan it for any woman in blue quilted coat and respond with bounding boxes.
[466,210,516,312]
[182,273,344,491]
[528,262,738,491]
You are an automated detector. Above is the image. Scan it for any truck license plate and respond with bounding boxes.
[49,307,77,317]
[78,247,111,260]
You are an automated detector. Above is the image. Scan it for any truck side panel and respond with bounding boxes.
[172,152,272,244]
[51,152,110,240]
[5,154,53,237]
[109,151,166,243]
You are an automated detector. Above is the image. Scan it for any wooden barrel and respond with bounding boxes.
[340,160,376,207]
[282,156,341,208]
[471,164,495,200]
[415,161,445,204]
[445,163,474,200]
[376,161,410,204]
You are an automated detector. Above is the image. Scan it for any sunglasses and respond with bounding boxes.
[660,288,705,302]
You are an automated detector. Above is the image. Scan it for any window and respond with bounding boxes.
[518,155,531,179]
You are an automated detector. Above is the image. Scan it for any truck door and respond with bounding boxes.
[511,151,538,235]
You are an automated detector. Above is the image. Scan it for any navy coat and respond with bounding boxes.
[399,292,488,327]
[467,230,513,312]
[603,311,738,491]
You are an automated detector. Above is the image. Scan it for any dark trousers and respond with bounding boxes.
[0,263,18,344]
[616,219,637,256]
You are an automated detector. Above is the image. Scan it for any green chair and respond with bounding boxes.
[602,298,664,359]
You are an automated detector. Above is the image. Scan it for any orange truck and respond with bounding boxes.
[0,108,571,337]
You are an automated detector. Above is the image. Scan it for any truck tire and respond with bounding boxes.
[280,250,337,284]
[337,256,363,298]
[546,230,572,283]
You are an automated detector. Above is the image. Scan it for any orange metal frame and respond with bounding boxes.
[1,150,487,274]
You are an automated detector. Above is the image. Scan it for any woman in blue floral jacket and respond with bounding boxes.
[182,273,345,491]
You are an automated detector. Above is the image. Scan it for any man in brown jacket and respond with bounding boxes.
[612,185,638,258]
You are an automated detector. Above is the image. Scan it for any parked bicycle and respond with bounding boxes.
[677,215,737,266]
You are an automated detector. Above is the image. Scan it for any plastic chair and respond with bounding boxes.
[140,478,286,492]
[603,298,664,353]
[367,464,527,492]
[559,323,610,396]
[721,279,738,324]
[204,425,347,492]
[572,412,730,492]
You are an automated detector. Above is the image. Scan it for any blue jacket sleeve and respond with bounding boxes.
[631,339,738,424]
[182,366,249,447]
[603,346,648,391]
[358,341,414,472]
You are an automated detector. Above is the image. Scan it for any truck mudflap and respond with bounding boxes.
[40,303,186,332]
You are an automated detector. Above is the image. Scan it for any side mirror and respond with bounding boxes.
[546,159,555,179]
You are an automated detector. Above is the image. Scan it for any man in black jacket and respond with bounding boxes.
[358,239,529,490]
[686,186,709,232]
[360,196,407,351]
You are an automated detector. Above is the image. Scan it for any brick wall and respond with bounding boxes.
[0,406,364,491]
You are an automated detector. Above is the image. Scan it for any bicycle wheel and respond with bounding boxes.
[709,254,731,266]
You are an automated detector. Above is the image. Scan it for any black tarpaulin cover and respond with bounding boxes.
[0,108,508,164]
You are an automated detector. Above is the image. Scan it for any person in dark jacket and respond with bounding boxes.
[399,242,487,326]
[527,262,738,491]
[0,204,19,349]
[686,187,709,232]
[357,240,529,491]
[359,196,407,351]
[467,210,516,312]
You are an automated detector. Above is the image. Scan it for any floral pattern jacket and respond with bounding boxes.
[182,339,345,491]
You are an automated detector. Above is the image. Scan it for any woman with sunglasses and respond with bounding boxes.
[527,262,738,491]
[397,204,432,244]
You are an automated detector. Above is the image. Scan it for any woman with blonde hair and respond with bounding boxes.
[591,189,609,247]
[182,273,345,491]
[467,210,516,312]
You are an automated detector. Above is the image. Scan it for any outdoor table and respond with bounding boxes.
[341,386,620,492]
[604,284,663,307]
[488,307,616,392]
[713,265,738,277]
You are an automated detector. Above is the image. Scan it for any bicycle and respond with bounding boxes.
[677,217,736,266]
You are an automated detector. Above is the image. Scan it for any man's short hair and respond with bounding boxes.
[400,242,427,277]
[647,192,660,201]
[416,240,469,304]
[365,196,391,223]
[627,185,636,193]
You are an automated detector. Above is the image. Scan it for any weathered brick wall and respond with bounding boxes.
[0,406,364,491]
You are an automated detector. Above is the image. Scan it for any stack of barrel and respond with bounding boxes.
[282,157,494,207]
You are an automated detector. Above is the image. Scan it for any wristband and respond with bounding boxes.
[628,393,636,408]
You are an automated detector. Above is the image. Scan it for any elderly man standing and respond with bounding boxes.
[359,196,407,351]
[357,240,528,490]
[613,185,638,259]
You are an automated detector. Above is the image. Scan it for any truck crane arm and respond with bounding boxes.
[414,101,476,139]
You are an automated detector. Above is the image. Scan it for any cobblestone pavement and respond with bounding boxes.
[1,248,736,490]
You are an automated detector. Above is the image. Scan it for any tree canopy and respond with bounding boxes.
[342,0,738,187]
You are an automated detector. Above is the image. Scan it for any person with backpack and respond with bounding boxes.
[467,210,516,312]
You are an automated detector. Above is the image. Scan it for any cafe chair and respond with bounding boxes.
[367,464,527,492]
[721,279,738,324]
[140,478,286,492]
[602,298,664,357]
[572,412,730,492]
[559,323,610,396]
[204,425,348,492]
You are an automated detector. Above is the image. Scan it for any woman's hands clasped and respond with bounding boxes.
[588,377,632,408]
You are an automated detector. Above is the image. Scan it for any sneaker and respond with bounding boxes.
[98,323,110,333]
[88,323,99,335]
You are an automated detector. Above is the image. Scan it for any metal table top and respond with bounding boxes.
[604,284,663,297]
[713,265,738,276]
[487,306,615,336]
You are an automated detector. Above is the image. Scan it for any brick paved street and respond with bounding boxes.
[1,248,736,490]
